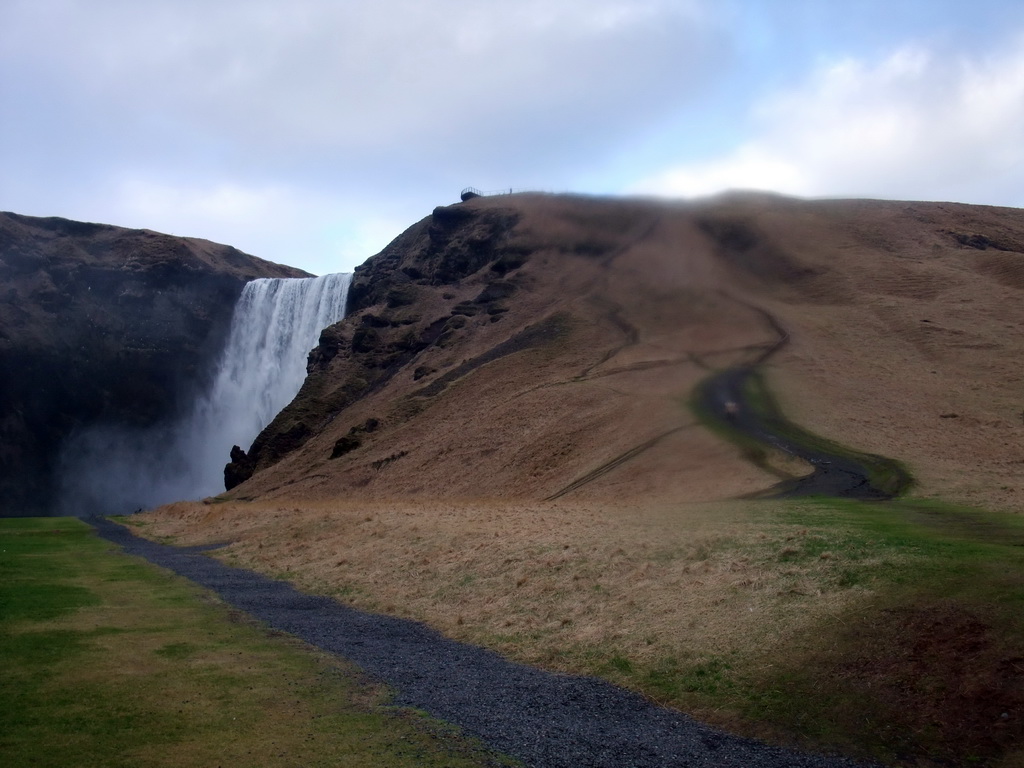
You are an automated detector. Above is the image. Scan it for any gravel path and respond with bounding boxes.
[697,365,911,499]
[89,516,871,768]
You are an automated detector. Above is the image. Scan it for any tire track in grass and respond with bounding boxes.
[545,425,693,501]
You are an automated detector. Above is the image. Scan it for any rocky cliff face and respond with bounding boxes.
[0,212,306,516]
[225,202,532,485]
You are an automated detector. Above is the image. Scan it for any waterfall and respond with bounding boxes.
[57,272,351,515]
[194,273,352,460]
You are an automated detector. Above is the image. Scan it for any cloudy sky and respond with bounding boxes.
[2,0,1023,275]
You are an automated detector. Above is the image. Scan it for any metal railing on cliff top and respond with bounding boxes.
[460,187,533,201]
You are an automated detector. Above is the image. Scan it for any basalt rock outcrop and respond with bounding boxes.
[0,212,306,516]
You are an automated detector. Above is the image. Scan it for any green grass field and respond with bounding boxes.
[675,498,1024,766]
[0,517,516,768]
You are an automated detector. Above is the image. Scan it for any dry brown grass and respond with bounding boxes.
[712,196,1024,514]
[136,496,901,689]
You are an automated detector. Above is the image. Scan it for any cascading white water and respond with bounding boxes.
[57,272,352,515]
[194,273,352,464]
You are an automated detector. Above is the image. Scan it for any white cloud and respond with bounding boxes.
[1,0,720,165]
[116,178,292,230]
[631,36,1024,206]
[0,0,729,272]
[106,176,401,274]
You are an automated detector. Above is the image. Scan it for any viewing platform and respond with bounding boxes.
[460,186,523,202]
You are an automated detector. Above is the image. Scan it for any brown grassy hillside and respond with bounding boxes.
[219,192,1024,512]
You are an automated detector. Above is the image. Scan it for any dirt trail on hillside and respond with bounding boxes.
[693,299,911,500]
[699,364,907,499]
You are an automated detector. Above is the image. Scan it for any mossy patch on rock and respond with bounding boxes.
[474,280,517,303]
[385,284,418,308]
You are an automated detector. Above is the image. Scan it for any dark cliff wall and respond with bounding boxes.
[0,212,308,516]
